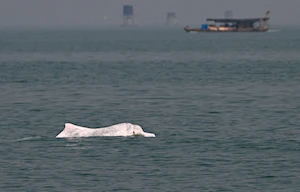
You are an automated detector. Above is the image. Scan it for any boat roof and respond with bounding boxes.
[206,17,270,23]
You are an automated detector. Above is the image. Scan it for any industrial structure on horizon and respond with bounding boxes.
[166,12,177,26]
[224,10,233,19]
[122,5,135,27]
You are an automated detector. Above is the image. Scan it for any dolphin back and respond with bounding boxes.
[56,123,155,138]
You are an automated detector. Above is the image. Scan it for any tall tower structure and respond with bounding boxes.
[122,5,135,26]
[166,12,177,26]
[224,10,233,19]
[224,10,233,26]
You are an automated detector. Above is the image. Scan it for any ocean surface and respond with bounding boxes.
[1,26,300,191]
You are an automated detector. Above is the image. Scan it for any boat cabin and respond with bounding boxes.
[184,11,270,33]
[205,17,270,32]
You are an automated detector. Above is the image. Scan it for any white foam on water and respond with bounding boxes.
[56,123,156,138]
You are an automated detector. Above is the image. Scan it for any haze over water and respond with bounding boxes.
[1,0,300,27]
[1,23,300,192]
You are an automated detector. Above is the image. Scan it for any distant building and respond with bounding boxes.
[166,12,177,26]
[122,5,135,27]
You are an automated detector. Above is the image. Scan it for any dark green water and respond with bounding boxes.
[1,27,300,191]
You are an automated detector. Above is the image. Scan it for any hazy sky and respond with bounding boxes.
[0,0,299,27]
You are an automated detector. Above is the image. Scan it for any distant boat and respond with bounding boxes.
[184,11,270,33]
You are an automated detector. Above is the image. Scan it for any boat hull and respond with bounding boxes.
[184,27,268,33]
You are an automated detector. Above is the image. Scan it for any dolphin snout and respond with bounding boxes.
[143,132,156,137]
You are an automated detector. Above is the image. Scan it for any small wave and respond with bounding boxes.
[267,29,280,32]
[65,144,78,147]
[15,136,42,142]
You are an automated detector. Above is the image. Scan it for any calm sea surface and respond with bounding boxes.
[1,27,300,191]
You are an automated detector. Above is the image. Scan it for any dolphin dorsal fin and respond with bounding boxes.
[64,123,87,132]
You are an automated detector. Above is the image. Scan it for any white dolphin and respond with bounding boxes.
[56,123,155,138]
